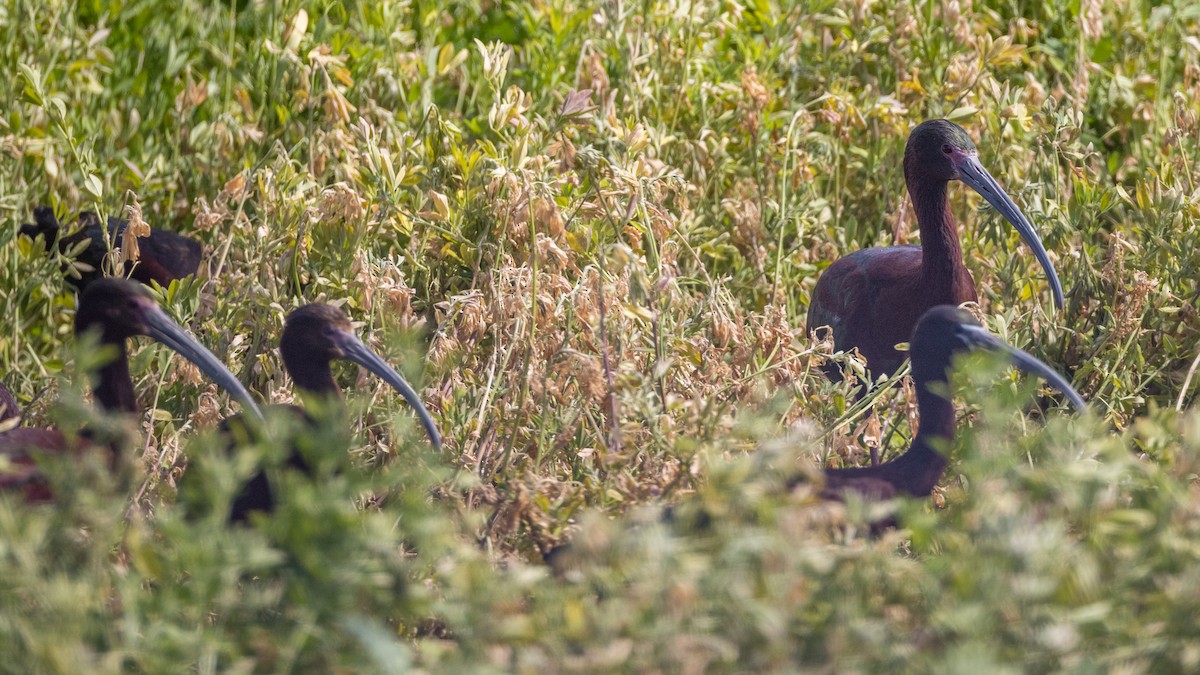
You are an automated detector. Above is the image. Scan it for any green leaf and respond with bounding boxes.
[946,106,979,122]
[84,174,103,198]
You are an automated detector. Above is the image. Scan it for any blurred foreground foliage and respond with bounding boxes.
[4,367,1200,671]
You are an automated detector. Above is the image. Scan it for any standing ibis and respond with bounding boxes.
[210,303,441,521]
[19,205,203,290]
[0,278,261,501]
[818,305,1084,503]
[807,120,1064,380]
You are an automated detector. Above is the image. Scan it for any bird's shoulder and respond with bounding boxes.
[0,428,69,455]
[820,468,898,502]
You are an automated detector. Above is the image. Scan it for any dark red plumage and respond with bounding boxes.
[20,205,202,290]
[807,120,1064,381]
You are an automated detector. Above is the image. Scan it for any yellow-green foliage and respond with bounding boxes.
[0,0,1199,670]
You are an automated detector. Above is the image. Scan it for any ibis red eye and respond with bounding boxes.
[942,144,953,154]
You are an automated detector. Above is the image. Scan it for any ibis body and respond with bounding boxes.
[21,206,203,290]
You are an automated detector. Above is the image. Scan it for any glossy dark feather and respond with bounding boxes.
[821,439,946,501]
[0,382,18,424]
[0,428,69,503]
[20,206,202,290]
[810,245,975,379]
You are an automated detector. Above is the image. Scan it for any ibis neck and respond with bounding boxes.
[885,435,950,498]
[913,375,957,449]
[290,362,343,402]
[94,342,139,414]
[871,375,955,498]
[910,179,964,284]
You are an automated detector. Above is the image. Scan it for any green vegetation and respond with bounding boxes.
[1,0,1199,670]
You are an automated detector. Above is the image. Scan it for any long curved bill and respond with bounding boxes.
[956,155,1065,310]
[331,329,444,451]
[142,304,264,421]
[958,324,1085,410]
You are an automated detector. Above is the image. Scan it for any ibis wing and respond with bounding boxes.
[809,246,927,378]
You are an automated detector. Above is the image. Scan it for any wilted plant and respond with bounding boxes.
[0,0,1198,670]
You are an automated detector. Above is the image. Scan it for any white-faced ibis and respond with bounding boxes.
[818,305,1083,503]
[215,303,441,521]
[0,278,262,502]
[19,205,202,290]
[807,120,1064,380]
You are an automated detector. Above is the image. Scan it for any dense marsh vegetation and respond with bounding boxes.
[1,0,1200,670]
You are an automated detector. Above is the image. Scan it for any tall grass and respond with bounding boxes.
[0,0,1198,669]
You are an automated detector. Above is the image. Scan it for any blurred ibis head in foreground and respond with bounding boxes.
[807,120,1064,381]
[0,277,261,502]
[819,305,1083,504]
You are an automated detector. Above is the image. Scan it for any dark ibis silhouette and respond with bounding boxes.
[808,120,1064,380]
[817,305,1083,503]
[19,205,202,290]
[212,303,442,521]
[0,278,262,502]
